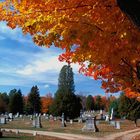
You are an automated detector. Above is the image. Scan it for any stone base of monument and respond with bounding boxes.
[82,117,99,132]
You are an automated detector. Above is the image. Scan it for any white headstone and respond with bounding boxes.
[33,131,37,136]
[116,121,120,129]
[70,119,73,124]
[110,108,114,120]
[0,118,6,124]
[105,115,109,121]
[9,113,13,121]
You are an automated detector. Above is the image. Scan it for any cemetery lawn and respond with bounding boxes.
[1,131,65,140]
[0,117,140,137]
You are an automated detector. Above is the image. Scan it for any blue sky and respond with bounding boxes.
[0,22,106,96]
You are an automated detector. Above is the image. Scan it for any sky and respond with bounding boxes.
[0,21,107,96]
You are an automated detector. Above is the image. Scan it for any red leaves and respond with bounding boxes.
[58,51,73,64]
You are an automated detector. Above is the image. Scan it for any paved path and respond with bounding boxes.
[1,128,140,140]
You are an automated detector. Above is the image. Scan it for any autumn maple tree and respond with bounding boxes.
[41,93,53,113]
[0,0,140,98]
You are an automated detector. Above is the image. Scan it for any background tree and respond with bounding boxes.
[0,94,6,113]
[41,93,53,113]
[78,93,87,111]
[50,65,82,119]
[0,92,9,113]
[27,85,41,114]
[1,0,140,98]
[109,98,120,118]
[100,96,109,111]
[118,92,140,126]
[8,89,24,114]
[86,95,94,111]
[94,95,102,110]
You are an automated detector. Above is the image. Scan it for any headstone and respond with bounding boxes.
[54,117,57,121]
[32,116,42,128]
[15,112,19,118]
[115,121,120,129]
[45,114,49,120]
[0,118,6,124]
[9,113,13,121]
[49,114,53,120]
[105,115,109,121]
[96,120,99,125]
[35,113,38,117]
[5,115,9,121]
[110,108,114,120]
[33,131,37,136]
[61,113,66,127]
[70,119,73,124]
[30,115,33,120]
[32,120,36,127]
[19,114,23,118]
[100,110,103,114]
[16,130,19,134]
[36,116,42,128]
[82,116,99,132]
[78,110,83,123]
[110,121,116,126]
[43,113,46,117]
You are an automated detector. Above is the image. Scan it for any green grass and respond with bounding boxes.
[0,117,140,137]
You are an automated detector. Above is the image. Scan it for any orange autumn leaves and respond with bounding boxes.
[0,0,140,98]
[41,94,53,113]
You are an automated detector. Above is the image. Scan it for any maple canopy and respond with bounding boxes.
[0,0,140,98]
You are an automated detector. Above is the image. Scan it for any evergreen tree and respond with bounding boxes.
[0,94,6,113]
[27,85,41,114]
[50,65,82,119]
[109,98,120,118]
[86,95,94,111]
[0,92,9,113]
[118,93,140,126]
[8,89,24,114]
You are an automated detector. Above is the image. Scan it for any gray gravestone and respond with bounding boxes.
[36,116,42,128]
[61,113,66,127]
[96,120,99,125]
[116,121,120,129]
[78,110,83,123]
[45,114,49,120]
[110,121,116,126]
[32,116,42,128]
[0,117,6,124]
[82,116,99,132]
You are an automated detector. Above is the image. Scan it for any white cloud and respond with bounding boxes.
[15,51,80,86]
[44,84,49,88]
[16,55,80,76]
[0,22,32,43]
